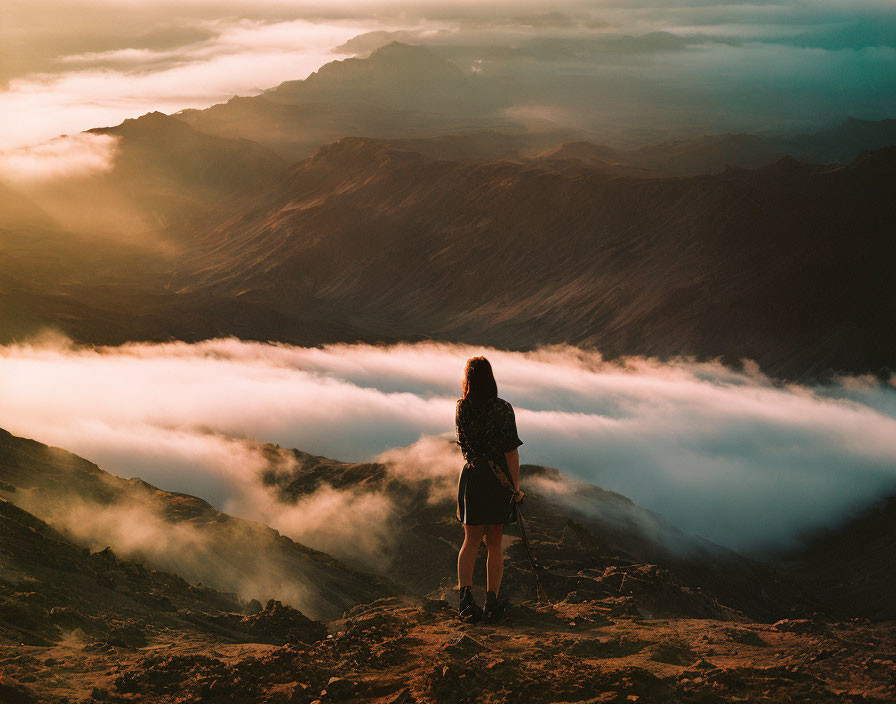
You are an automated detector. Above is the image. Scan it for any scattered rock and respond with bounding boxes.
[382,688,414,704]
[106,625,147,648]
[725,627,768,647]
[647,641,696,665]
[569,636,648,659]
[691,658,717,671]
[442,633,486,659]
[564,590,600,604]
[243,598,264,615]
[323,676,357,701]
[773,619,823,635]
[91,547,117,562]
[421,597,450,613]
[239,599,327,645]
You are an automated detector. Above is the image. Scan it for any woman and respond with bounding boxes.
[455,356,525,622]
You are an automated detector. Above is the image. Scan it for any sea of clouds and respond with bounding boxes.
[2,337,895,561]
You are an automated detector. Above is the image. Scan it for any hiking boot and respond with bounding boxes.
[482,590,507,621]
[458,586,481,623]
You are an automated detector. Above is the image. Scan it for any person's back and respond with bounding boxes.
[454,357,524,622]
[456,395,521,522]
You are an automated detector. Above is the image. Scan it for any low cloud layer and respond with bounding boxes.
[2,338,895,559]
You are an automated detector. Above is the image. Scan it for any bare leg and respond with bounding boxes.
[458,524,485,588]
[485,524,504,594]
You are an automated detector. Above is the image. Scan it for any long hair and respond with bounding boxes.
[462,356,498,407]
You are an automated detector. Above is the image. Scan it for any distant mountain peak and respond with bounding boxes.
[135,110,171,121]
[365,41,451,65]
[88,110,192,138]
[264,40,468,109]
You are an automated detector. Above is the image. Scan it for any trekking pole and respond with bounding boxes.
[513,498,551,605]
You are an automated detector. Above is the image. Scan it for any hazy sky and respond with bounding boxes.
[2,2,895,148]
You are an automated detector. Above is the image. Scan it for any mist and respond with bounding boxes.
[0,133,180,250]
[2,338,895,560]
[0,133,118,182]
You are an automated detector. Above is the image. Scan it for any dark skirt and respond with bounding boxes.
[457,460,517,526]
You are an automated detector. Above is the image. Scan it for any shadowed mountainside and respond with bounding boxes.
[3,136,895,378]
[0,428,393,621]
[0,496,328,647]
[172,140,896,379]
[780,494,896,622]
[264,41,472,109]
[2,131,895,378]
[0,111,289,344]
[87,111,286,224]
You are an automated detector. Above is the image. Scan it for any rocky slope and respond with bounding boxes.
[0,429,393,621]
[4,591,895,704]
[0,496,327,648]
[0,494,337,703]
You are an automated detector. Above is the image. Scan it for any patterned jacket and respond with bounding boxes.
[455,396,523,489]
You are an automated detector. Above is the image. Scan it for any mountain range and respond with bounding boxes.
[4,117,895,378]
[2,43,895,378]
[175,42,514,161]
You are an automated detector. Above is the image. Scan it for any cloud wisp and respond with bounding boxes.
[0,132,119,182]
[0,18,375,149]
[2,338,895,562]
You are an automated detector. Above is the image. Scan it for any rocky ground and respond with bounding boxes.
[2,498,894,704]
[2,593,894,704]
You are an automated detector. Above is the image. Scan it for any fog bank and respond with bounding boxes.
[1,338,895,555]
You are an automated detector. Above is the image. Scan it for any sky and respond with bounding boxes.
[2,0,895,150]
[2,338,895,562]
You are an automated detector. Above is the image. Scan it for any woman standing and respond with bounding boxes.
[455,356,525,622]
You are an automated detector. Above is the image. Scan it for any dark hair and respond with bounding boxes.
[462,356,498,406]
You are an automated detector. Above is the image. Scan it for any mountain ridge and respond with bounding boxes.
[175,42,511,160]
[265,41,471,108]
[0,428,394,621]
[169,139,896,379]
